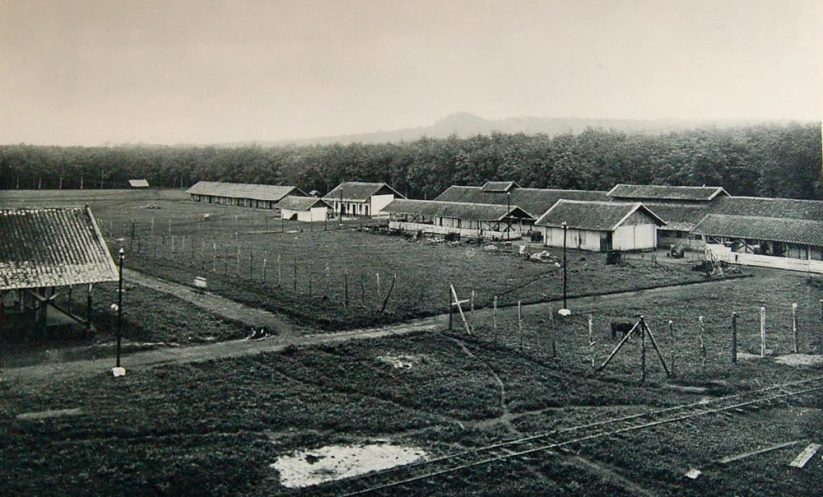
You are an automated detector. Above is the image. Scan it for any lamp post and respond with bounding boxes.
[116,248,124,368]
[506,191,511,241]
[559,222,570,316]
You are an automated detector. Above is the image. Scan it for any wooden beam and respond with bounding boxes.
[789,443,821,468]
[719,441,801,464]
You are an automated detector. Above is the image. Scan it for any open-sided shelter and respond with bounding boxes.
[0,207,118,337]
[276,196,332,222]
[383,199,534,239]
[187,181,306,209]
[323,182,405,218]
[535,200,666,252]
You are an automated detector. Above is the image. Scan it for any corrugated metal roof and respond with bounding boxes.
[323,182,404,202]
[535,200,666,231]
[643,203,710,231]
[128,179,149,188]
[481,181,519,192]
[435,186,608,218]
[186,181,305,202]
[710,196,823,220]
[608,184,728,202]
[276,196,331,211]
[383,199,534,221]
[693,214,823,246]
[0,207,119,290]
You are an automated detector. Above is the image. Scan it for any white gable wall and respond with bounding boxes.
[370,194,396,217]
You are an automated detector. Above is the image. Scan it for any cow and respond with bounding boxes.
[610,321,635,341]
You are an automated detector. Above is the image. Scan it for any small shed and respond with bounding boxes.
[128,179,150,188]
[0,207,119,337]
[277,196,332,222]
[535,200,666,252]
[383,199,534,239]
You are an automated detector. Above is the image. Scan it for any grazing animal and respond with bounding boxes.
[610,321,635,340]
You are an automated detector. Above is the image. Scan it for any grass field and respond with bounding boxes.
[3,189,823,495]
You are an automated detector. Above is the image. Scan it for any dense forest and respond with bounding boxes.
[1,123,820,200]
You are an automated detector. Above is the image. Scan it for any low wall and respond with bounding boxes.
[706,244,823,274]
[389,221,522,240]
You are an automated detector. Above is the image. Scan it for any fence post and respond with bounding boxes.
[493,295,497,338]
[640,316,647,382]
[470,290,475,334]
[588,313,595,368]
[668,320,675,375]
[760,306,766,357]
[792,303,798,353]
[699,315,706,367]
[731,312,738,363]
[448,287,453,331]
[518,301,523,350]
[293,258,297,292]
[344,269,349,308]
[550,307,557,358]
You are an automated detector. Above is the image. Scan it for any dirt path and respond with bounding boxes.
[123,269,304,335]
[2,271,766,387]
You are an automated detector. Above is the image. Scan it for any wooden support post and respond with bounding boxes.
[86,283,93,335]
[278,254,282,286]
[760,306,767,357]
[262,254,268,281]
[518,301,523,350]
[644,319,672,377]
[450,285,472,335]
[171,235,175,260]
[360,276,366,305]
[699,315,706,368]
[213,243,217,273]
[293,258,298,292]
[325,264,330,294]
[640,317,647,382]
[550,307,557,358]
[597,320,642,372]
[249,250,254,279]
[376,272,381,304]
[731,312,738,363]
[448,287,453,331]
[236,247,241,274]
[380,274,396,313]
[792,303,798,353]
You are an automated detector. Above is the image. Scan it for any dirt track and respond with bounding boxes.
[1,270,760,386]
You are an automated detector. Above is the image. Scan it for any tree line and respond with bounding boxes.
[1,123,820,200]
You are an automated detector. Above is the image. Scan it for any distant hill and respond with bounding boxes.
[244,113,795,147]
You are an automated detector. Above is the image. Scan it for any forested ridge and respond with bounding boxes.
[1,123,820,200]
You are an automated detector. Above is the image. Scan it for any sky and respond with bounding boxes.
[1,0,821,146]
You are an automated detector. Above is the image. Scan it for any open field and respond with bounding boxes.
[3,189,823,495]
[3,267,823,495]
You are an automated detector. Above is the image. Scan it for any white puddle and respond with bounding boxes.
[271,443,427,488]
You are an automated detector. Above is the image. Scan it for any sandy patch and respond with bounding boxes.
[271,443,427,488]
[16,408,83,420]
[774,354,823,366]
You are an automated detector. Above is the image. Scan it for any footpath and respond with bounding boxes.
[2,271,748,386]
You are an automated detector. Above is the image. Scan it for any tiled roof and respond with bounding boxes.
[608,184,729,202]
[323,182,404,202]
[0,207,119,290]
[435,186,608,218]
[383,199,534,221]
[481,181,519,192]
[276,196,331,211]
[710,196,823,220]
[535,200,666,231]
[186,181,305,202]
[128,179,149,188]
[643,203,711,231]
[693,214,823,247]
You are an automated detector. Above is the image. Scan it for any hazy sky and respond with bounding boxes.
[1,0,821,145]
